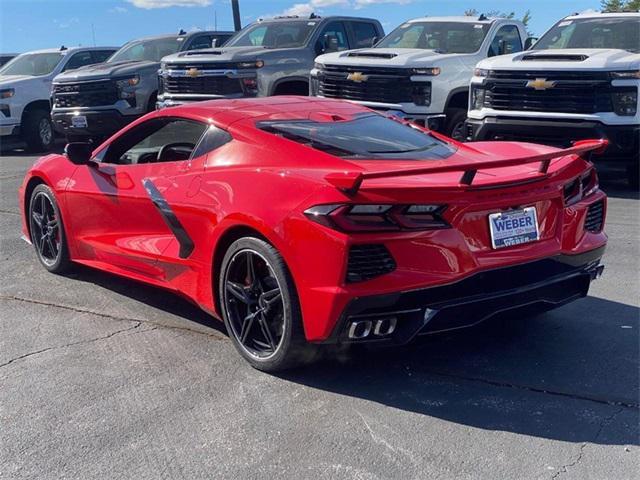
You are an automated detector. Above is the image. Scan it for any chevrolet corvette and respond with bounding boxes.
[19,97,607,371]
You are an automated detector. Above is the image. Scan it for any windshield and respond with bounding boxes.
[108,37,184,63]
[0,52,63,76]
[258,114,455,160]
[226,21,316,48]
[377,21,490,53]
[534,17,640,52]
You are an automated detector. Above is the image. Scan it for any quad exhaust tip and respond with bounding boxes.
[348,317,397,339]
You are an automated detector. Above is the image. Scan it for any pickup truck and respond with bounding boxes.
[50,30,234,141]
[311,15,531,139]
[0,46,117,151]
[157,14,384,108]
[466,12,640,188]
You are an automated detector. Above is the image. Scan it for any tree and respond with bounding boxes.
[601,0,640,11]
[464,9,533,35]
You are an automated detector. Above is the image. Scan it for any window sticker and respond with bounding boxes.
[558,21,572,27]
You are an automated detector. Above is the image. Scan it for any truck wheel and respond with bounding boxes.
[444,108,467,142]
[23,109,55,152]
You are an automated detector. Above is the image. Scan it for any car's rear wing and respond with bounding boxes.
[325,139,608,196]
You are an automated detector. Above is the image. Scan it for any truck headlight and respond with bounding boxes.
[610,70,640,79]
[474,68,489,77]
[314,62,324,70]
[471,86,486,110]
[237,60,264,69]
[0,88,15,99]
[612,88,638,116]
[115,75,140,88]
[411,67,440,76]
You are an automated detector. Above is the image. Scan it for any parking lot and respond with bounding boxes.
[0,151,638,479]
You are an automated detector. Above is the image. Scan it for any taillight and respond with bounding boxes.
[304,204,449,232]
[564,169,599,206]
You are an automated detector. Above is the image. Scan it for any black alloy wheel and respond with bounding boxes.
[28,184,71,273]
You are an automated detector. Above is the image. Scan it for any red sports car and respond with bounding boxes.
[19,97,607,371]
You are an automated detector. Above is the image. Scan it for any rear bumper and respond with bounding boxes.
[52,110,140,137]
[465,117,639,163]
[321,246,605,345]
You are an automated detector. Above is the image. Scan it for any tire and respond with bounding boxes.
[28,184,72,273]
[218,237,317,372]
[23,109,55,152]
[444,108,468,142]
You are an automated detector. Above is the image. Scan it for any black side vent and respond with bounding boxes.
[347,244,396,283]
[522,54,588,61]
[347,52,397,59]
[584,200,605,233]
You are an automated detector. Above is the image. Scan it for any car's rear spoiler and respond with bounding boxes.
[325,139,608,196]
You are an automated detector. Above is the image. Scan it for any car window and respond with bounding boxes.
[377,21,490,53]
[213,34,233,47]
[192,125,233,159]
[534,17,640,52]
[0,52,63,76]
[351,22,379,48]
[489,25,523,57]
[108,37,183,63]
[102,118,208,165]
[188,35,213,50]
[62,51,94,72]
[317,21,349,54]
[227,22,317,48]
[92,50,115,63]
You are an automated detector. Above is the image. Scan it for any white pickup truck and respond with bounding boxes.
[0,46,117,151]
[467,12,640,188]
[311,15,532,139]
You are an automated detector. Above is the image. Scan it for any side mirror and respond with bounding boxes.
[524,37,538,50]
[64,142,93,165]
[211,38,218,48]
[498,39,507,55]
[370,36,378,47]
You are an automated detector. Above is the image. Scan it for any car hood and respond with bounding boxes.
[53,60,159,83]
[316,48,468,68]
[477,48,640,71]
[162,46,302,64]
[0,75,39,87]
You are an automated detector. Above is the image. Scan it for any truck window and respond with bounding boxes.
[92,50,114,63]
[533,17,640,52]
[377,22,490,53]
[488,25,523,57]
[188,35,213,50]
[350,21,378,48]
[0,52,63,76]
[227,22,317,48]
[317,22,349,53]
[62,51,94,72]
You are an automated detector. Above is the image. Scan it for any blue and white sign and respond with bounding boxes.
[488,207,539,249]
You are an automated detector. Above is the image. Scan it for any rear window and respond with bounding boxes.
[258,114,456,160]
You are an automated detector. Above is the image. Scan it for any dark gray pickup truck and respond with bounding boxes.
[156,14,384,108]
[51,30,234,140]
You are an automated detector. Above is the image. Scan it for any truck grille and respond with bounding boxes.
[53,80,119,108]
[347,244,396,283]
[318,65,416,104]
[584,200,605,233]
[162,63,243,96]
[482,71,613,114]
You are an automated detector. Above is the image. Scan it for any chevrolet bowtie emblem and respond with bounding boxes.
[346,71,368,83]
[526,78,557,90]
[186,68,200,78]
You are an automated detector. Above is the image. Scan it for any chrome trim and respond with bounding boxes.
[348,320,372,339]
[373,317,397,336]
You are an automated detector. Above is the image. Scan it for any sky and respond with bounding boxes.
[0,0,604,53]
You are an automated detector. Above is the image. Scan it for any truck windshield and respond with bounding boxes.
[258,114,455,160]
[226,21,316,48]
[533,17,640,53]
[376,21,490,53]
[108,37,184,63]
[0,52,63,76]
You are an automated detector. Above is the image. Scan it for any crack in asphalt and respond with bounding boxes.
[0,294,227,342]
[0,208,20,216]
[0,322,144,369]
[417,369,639,410]
[550,407,625,479]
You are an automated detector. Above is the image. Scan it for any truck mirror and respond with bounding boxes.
[370,36,378,47]
[211,38,218,48]
[498,39,507,55]
[524,37,538,50]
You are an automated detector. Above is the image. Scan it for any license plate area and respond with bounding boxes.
[488,207,539,249]
[71,115,88,128]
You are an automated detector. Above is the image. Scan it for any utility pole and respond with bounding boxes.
[231,0,241,31]
[91,23,96,46]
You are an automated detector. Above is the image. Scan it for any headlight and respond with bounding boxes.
[411,67,440,76]
[471,86,486,110]
[610,70,640,79]
[474,68,489,77]
[611,88,638,116]
[237,60,264,69]
[0,88,15,99]
[314,62,324,70]
[115,75,140,88]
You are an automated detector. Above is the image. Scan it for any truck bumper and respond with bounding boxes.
[465,117,640,163]
[52,110,141,138]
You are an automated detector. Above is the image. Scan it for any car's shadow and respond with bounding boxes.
[64,264,639,446]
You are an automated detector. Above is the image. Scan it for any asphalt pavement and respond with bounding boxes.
[1,151,638,479]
